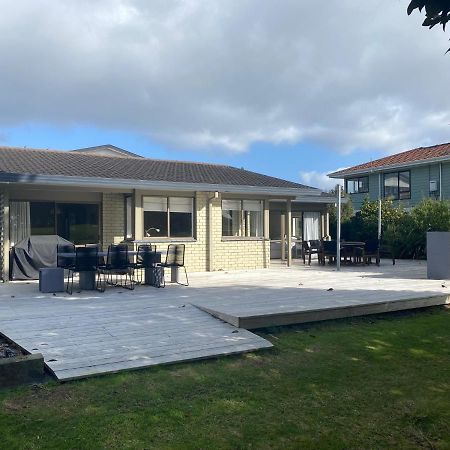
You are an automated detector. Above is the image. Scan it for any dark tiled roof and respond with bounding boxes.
[329,142,450,177]
[0,146,312,189]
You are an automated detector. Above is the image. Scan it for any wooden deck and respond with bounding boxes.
[0,284,272,381]
[0,259,448,381]
[189,260,450,328]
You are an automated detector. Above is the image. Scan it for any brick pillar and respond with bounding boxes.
[102,193,125,249]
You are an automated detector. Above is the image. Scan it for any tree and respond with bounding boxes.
[327,193,354,239]
[407,1,450,51]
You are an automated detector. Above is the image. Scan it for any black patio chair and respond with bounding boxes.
[160,244,188,286]
[340,243,354,265]
[310,239,324,264]
[363,239,380,266]
[85,243,105,267]
[57,243,75,270]
[66,246,100,295]
[98,244,134,290]
[130,244,155,283]
[321,240,337,265]
[302,241,321,265]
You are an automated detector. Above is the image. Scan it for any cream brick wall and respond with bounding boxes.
[102,193,125,248]
[102,191,270,273]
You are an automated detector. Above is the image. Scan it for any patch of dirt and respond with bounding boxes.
[0,334,25,359]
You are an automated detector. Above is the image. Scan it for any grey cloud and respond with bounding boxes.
[0,0,448,153]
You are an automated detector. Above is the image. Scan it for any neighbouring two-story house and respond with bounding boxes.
[328,142,450,211]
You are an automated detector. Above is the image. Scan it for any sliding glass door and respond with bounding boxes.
[10,201,100,245]
[56,203,100,244]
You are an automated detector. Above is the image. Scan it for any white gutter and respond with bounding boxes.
[328,154,450,179]
[293,196,336,204]
[0,172,322,198]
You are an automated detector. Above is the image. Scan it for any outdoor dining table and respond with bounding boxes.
[58,250,163,289]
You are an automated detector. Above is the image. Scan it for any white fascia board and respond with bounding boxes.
[270,195,335,204]
[0,173,321,198]
[328,154,450,179]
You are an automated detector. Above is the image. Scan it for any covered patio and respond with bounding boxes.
[0,259,448,382]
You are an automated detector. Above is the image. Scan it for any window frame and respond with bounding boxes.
[345,176,369,194]
[383,170,411,200]
[221,199,264,238]
[142,195,195,239]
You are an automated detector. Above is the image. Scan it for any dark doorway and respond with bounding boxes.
[56,203,100,244]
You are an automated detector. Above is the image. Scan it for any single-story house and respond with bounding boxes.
[328,142,450,210]
[0,145,334,280]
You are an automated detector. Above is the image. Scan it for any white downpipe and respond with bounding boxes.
[336,185,341,271]
[439,163,443,201]
[208,191,219,271]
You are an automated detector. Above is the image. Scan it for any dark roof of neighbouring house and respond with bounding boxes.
[0,146,315,190]
[328,142,450,178]
[70,144,143,158]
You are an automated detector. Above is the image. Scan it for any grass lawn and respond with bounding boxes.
[0,307,449,450]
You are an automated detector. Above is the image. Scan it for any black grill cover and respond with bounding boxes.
[11,235,73,280]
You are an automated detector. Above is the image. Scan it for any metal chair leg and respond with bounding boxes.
[67,270,74,295]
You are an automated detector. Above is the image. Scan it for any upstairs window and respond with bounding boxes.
[346,177,369,194]
[222,199,264,237]
[384,171,410,200]
[143,196,194,238]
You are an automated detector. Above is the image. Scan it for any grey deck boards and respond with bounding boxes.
[0,259,448,380]
[0,285,271,381]
[189,260,450,328]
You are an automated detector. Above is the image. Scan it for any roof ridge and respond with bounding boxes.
[0,145,234,168]
[365,142,450,163]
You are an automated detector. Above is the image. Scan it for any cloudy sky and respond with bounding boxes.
[0,0,449,190]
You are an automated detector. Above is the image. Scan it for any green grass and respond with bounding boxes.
[0,307,449,450]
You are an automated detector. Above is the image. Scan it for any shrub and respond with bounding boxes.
[385,199,450,259]
[329,198,450,259]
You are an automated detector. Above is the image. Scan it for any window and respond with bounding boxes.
[399,171,411,199]
[222,200,241,236]
[222,199,264,237]
[56,203,100,244]
[14,201,100,244]
[292,216,303,239]
[384,171,410,200]
[30,202,55,235]
[346,177,369,194]
[125,195,133,239]
[170,197,194,237]
[143,196,193,238]
[243,200,263,237]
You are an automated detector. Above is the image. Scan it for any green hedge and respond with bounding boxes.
[329,198,450,259]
